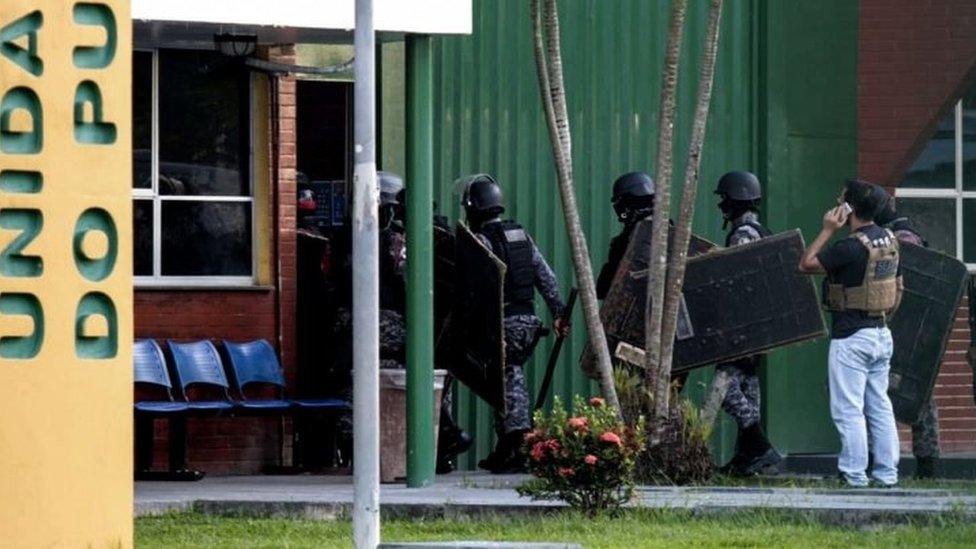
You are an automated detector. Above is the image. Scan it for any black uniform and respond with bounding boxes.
[476,219,565,437]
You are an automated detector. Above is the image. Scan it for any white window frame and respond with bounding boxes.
[896,101,976,272]
[133,49,257,288]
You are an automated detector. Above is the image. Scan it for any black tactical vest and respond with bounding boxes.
[481,220,535,316]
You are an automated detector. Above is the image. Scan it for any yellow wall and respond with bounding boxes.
[0,1,133,547]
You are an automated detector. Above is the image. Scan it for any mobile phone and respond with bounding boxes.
[841,202,853,216]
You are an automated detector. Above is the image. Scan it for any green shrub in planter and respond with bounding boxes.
[517,396,645,515]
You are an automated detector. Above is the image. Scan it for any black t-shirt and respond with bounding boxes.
[816,224,901,339]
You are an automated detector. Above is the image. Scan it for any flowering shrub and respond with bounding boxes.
[517,395,644,515]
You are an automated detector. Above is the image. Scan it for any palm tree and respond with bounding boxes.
[531,0,620,412]
[653,0,725,443]
[644,0,688,445]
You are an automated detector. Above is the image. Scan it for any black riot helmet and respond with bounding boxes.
[378,171,404,207]
[715,170,762,202]
[611,171,655,222]
[458,174,505,222]
[378,171,405,230]
[715,171,762,225]
[873,191,898,227]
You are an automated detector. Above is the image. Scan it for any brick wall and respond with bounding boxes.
[134,45,299,475]
[859,0,976,186]
[859,1,976,454]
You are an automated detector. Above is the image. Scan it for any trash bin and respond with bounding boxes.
[379,368,447,483]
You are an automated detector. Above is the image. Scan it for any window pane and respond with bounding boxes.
[964,199,976,263]
[894,198,956,257]
[901,110,955,189]
[158,50,249,196]
[133,51,152,189]
[964,94,976,190]
[161,201,252,276]
[134,200,153,276]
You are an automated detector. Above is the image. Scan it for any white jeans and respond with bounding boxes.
[828,326,899,486]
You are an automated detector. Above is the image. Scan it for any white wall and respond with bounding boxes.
[132,0,472,35]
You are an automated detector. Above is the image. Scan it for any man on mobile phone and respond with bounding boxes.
[798,179,903,488]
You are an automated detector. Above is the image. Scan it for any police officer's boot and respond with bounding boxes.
[915,456,937,479]
[717,427,750,476]
[479,430,527,474]
[740,423,783,476]
[436,416,473,474]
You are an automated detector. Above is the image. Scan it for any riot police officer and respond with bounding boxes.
[799,179,903,487]
[714,171,783,476]
[458,174,570,473]
[597,171,655,299]
[875,198,940,479]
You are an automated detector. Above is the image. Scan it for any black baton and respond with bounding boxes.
[534,288,578,411]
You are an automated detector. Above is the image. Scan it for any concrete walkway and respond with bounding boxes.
[136,473,976,524]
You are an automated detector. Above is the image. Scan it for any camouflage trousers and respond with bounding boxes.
[333,308,406,439]
[496,315,543,436]
[717,357,761,429]
[910,397,940,459]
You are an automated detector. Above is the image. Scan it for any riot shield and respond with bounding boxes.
[580,220,717,379]
[887,243,968,424]
[433,220,456,370]
[449,223,507,412]
[582,225,826,376]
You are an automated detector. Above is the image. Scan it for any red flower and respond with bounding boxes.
[558,467,575,477]
[600,432,622,446]
[523,429,543,444]
[590,397,605,407]
[584,454,598,465]
[530,442,547,462]
[546,439,562,452]
[567,416,589,432]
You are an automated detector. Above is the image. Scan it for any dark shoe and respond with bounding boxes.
[870,478,898,489]
[718,428,750,476]
[740,447,784,476]
[436,426,473,475]
[915,456,937,479]
[436,456,456,475]
[478,430,526,473]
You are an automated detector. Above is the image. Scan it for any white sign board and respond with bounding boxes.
[132,0,472,35]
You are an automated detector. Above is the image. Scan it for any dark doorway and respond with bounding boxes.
[294,79,353,469]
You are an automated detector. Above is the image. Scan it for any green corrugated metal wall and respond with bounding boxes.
[427,0,857,469]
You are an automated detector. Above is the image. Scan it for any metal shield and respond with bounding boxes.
[433,220,457,369]
[582,225,826,377]
[579,220,717,379]
[887,243,968,424]
[449,223,507,412]
[673,229,826,371]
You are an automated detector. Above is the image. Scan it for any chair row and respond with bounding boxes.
[134,338,349,481]
[135,338,347,415]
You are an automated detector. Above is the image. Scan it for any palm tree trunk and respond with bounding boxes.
[654,0,725,442]
[645,0,687,445]
[531,0,621,412]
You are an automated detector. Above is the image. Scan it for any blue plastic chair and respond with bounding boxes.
[221,339,292,411]
[167,340,235,413]
[222,339,348,411]
[133,339,189,414]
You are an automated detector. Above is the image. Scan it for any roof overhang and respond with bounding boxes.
[133,0,471,46]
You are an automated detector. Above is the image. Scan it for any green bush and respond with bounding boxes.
[517,395,645,515]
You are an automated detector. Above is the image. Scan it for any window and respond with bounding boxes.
[896,93,976,271]
[133,50,254,285]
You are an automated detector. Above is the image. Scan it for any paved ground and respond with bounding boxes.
[136,473,976,523]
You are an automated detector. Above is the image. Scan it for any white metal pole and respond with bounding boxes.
[352,0,380,547]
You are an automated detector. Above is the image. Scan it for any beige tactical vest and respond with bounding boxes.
[824,229,902,317]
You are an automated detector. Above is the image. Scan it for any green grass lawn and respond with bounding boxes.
[136,509,976,549]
